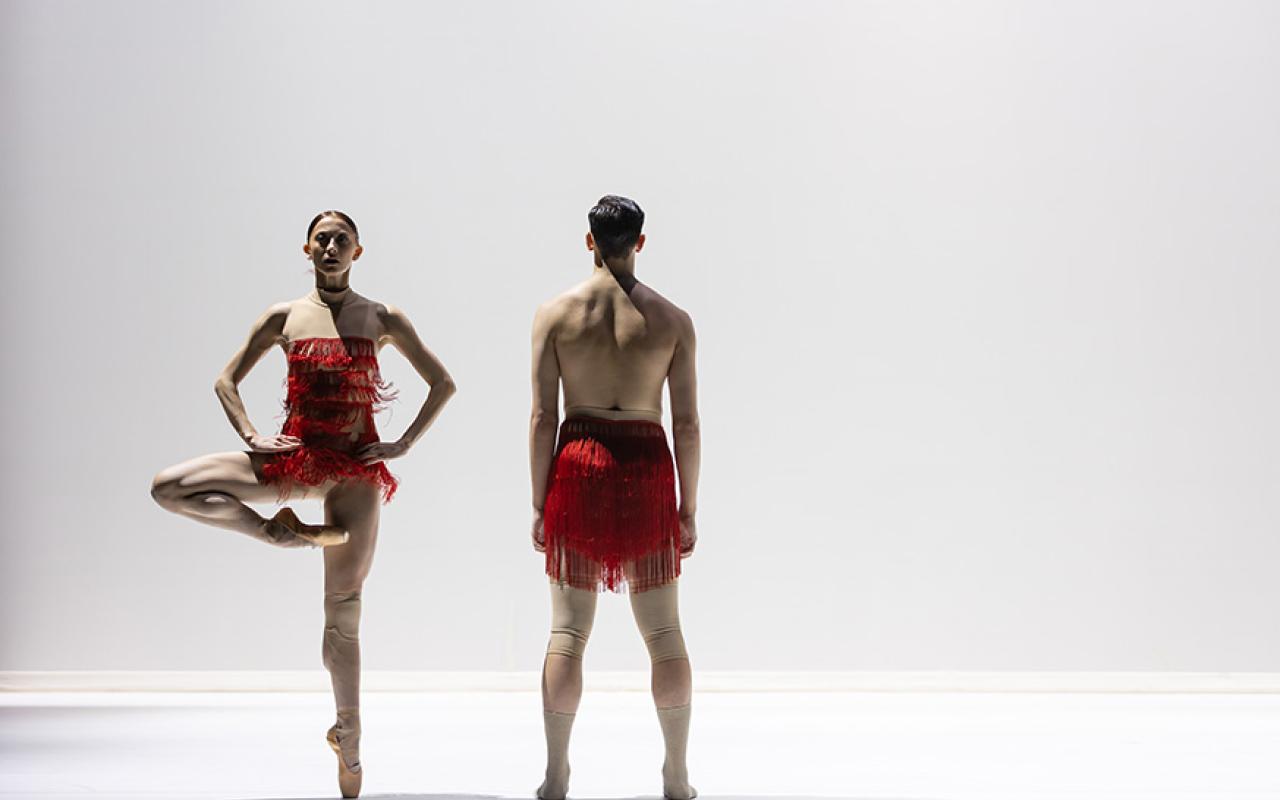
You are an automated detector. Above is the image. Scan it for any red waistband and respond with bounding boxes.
[560,416,666,438]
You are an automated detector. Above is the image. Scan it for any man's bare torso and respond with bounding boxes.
[543,270,690,422]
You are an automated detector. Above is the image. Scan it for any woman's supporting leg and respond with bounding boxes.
[630,581,695,800]
[539,582,598,800]
[320,479,380,791]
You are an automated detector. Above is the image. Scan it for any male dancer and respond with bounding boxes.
[529,195,700,800]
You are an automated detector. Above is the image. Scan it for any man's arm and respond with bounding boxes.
[529,303,561,523]
[668,311,700,555]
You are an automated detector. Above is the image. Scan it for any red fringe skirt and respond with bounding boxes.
[260,442,398,504]
[543,417,681,593]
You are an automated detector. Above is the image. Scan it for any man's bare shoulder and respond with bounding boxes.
[535,280,595,325]
[633,282,694,330]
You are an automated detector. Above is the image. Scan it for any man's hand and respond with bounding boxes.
[532,510,546,553]
[246,433,302,453]
[355,440,409,465]
[679,514,697,558]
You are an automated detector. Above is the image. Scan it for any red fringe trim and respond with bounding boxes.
[261,336,399,504]
[261,447,398,503]
[542,417,681,593]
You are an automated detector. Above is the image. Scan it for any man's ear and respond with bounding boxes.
[352,244,364,260]
[303,243,312,257]
[634,233,646,253]
[586,231,596,251]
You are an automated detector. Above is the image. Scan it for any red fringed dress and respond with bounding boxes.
[260,336,399,503]
[542,417,682,593]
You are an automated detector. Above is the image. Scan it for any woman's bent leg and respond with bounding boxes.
[150,452,300,546]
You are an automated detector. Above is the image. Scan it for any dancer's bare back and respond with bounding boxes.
[530,267,699,556]
[534,270,696,422]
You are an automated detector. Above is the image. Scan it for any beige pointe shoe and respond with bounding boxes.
[326,721,363,798]
[269,507,348,547]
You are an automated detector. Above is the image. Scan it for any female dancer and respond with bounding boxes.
[151,210,456,798]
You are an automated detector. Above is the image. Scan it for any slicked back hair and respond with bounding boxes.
[307,210,359,241]
[588,195,644,259]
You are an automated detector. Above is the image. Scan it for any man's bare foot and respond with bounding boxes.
[537,765,569,800]
[263,507,348,548]
[663,761,697,800]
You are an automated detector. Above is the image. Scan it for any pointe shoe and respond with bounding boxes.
[326,723,363,798]
[269,507,349,547]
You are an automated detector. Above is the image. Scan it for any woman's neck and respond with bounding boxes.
[312,282,352,306]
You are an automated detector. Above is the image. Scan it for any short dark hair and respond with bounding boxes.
[588,195,644,259]
[307,210,359,241]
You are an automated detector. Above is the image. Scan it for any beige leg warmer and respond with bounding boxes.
[323,588,363,767]
[630,582,688,664]
[546,581,597,660]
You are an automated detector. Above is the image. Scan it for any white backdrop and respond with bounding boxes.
[2,0,1277,672]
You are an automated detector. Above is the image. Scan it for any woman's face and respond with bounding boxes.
[304,218,362,278]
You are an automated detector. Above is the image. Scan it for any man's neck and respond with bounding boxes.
[593,256,638,293]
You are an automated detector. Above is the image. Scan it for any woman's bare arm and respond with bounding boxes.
[214,303,295,450]
[361,304,456,463]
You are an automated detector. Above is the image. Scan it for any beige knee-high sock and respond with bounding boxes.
[656,704,696,800]
[538,710,575,800]
[323,590,362,708]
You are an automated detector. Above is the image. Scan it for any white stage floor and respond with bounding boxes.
[2,690,1277,800]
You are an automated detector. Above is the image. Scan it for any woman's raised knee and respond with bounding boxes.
[150,469,185,511]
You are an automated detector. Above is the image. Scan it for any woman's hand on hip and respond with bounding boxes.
[355,440,409,465]
[246,433,302,453]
